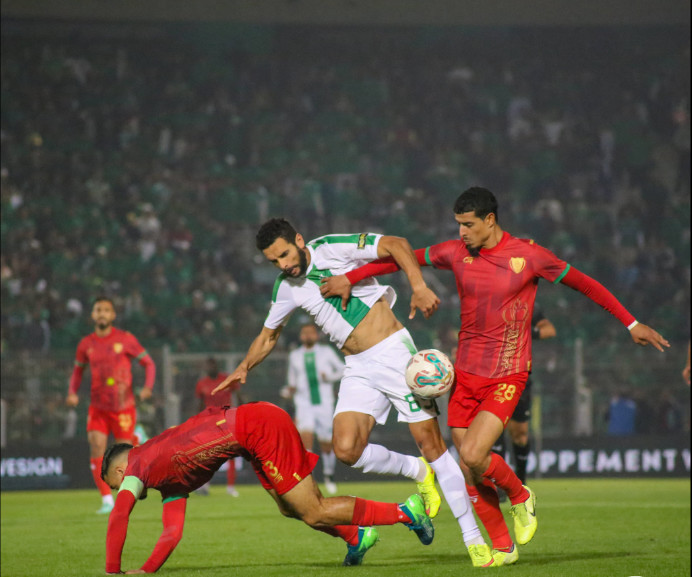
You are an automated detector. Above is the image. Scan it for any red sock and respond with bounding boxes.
[90,457,112,497]
[352,498,402,526]
[483,452,529,504]
[315,525,360,545]
[466,480,512,550]
[226,459,236,486]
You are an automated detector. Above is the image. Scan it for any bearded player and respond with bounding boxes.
[321,186,669,565]
[66,296,155,514]
[101,401,433,573]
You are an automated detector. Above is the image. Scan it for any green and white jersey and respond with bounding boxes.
[287,344,344,406]
[264,233,397,349]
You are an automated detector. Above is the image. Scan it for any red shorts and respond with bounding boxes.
[448,370,529,429]
[236,402,319,495]
[87,405,137,440]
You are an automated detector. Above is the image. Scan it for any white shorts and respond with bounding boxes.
[334,328,438,425]
[294,399,334,442]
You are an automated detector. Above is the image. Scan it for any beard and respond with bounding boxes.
[296,248,308,276]
[466,244,481,257]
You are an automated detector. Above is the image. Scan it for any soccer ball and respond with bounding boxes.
[405,349,455,399]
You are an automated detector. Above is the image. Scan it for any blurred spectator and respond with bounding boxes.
[606,388,637,436]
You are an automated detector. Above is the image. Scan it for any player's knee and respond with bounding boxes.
[459,442,486,471]
[332,440,364,466]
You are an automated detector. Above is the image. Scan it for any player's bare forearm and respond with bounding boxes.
[377,236,426,290]
[378,236,439,319]
[212,326,282,395]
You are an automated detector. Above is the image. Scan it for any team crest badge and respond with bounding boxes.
[509,257,526,274]
[463,256,474,264]
[113,342,123,353]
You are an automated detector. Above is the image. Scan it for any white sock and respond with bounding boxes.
[352,443,423,481]
[430,450,484,546]
[322,450,336,477]
[102,493,114,506]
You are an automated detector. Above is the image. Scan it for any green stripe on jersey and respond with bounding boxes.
[74,360,87,367]
[553,263,571,284]
[162,494,189,504]
[309,233,376,248]
[271,272,288,302]
[303,351,321,405]
[136,351,148,360]
[306,268,371,329]
[425,246,433,266]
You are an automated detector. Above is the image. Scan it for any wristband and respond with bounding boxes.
[627,320,639,331]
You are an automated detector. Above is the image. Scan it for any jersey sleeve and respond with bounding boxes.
[529,242,569,282]
[264,277,297,329]
[68,337,89,395]
[425,240,461,270]
[125,331,156,389]
[312,233,382,266]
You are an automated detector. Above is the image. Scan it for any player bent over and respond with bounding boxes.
[102,401,433,574]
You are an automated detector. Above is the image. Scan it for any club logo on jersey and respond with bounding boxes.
[509,257,526,274]
[357,233,368,249]
[463,256,475,264]
[113,342,124,353]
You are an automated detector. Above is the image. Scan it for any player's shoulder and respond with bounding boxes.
[308,232,378,250]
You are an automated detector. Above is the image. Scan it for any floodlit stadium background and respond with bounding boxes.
[1,0,689,489]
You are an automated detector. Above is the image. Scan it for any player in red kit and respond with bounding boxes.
[194,356,245,496]
[66,296,156,514]
[101,401,434,573]
[320,187,669,566]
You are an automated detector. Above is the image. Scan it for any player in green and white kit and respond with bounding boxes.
[284,323,344,495]
[213,218,496,568]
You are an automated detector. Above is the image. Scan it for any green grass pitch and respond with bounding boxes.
[1,478,689,577]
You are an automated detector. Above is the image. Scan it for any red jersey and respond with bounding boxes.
[195,373,236,408]
[69,327,155,411]
[125,406,247,500]
[426,232,567,378]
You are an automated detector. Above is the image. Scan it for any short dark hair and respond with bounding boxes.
[256,218,298,251]
[92,295,115,308]
[101,443,133,480]
[453,187,499,222]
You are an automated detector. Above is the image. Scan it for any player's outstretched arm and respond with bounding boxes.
[559,266,669,352]
[138,498,187,573]
[629,322,670,352]
[212,326,283,395]
[105,491,137,574]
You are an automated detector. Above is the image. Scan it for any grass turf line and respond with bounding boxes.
[1,478,689,577]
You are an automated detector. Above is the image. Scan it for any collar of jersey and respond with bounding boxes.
[304,245,316,276]
[480,231,510,254]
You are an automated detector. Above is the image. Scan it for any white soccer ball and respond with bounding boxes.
[405,349,455,399]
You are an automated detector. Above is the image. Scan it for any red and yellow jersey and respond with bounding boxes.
[195,373,236,408]
[71,327,150,411]
[426,232,568,378]
[125,406,246,500]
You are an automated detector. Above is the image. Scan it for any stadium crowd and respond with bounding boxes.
[1,23,689,440]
